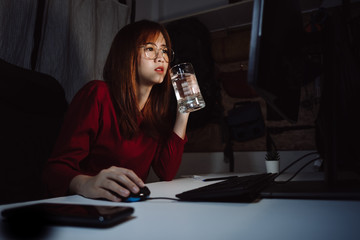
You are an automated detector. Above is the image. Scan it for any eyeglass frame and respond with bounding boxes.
[139,42,175,63]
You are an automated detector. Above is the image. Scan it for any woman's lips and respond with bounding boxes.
[155,66,164,73]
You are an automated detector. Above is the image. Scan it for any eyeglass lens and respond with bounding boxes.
[143,43,173,62]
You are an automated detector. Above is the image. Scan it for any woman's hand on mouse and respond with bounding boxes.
[69,166,146,202]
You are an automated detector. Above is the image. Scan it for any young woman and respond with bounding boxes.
[42,20,190,202]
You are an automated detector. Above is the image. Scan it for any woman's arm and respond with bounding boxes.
[172,111,190,139]
[43,81,145,200]
[43,82,101,197]
[150,111,190,181]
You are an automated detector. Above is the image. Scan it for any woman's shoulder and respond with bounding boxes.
[81,80,108,91]
[72,80,110,104]
[78,80,109,96]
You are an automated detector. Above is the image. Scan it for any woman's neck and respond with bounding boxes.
[137,85,152,111]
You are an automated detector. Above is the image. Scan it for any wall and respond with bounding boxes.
[146,150,321,182]
[135,0,360,23]
[135,0,228,22]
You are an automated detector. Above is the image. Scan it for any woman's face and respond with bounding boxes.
[137,33,169,87]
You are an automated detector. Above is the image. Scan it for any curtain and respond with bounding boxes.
[36,0,131,101]
[0,0,38,68]
[0,0,131,102]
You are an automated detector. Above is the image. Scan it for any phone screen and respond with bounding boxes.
[2,203,134,228]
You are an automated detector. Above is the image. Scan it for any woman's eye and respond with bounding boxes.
[145,47,154,52]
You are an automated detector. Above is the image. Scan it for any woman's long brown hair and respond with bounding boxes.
[103,20,174,140]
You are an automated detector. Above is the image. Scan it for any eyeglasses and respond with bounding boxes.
[140,43,174,63]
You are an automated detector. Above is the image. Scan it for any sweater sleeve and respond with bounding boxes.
[151,132,187,181]
[42,81,101,197]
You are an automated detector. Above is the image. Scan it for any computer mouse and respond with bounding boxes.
[122,186,151,202]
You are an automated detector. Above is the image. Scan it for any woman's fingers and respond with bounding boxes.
[107,167,145,192]
[99,177,125,194]
[97,186,122,202]
[95,167,145,201]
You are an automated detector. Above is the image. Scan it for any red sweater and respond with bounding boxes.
[43,80,187,197]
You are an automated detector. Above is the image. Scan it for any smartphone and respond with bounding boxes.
[1,203,134,228]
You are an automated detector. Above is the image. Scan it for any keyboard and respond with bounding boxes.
[176,173,277,202]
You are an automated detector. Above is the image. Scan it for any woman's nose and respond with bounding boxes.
[155,52,165,62]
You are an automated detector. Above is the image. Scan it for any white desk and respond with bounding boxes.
[1,174,360,240]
